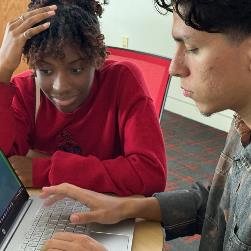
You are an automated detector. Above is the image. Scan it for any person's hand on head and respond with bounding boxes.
[42,232,107,251]
[0,5,57,83]
[8,155,33,187]
[40,183,129,225]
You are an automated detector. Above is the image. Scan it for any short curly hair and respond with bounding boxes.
[154,0,251,41]
[23,0,108,68]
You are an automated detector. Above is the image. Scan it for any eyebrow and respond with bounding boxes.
[38,58,85,65]
[172,34,191,43]
[67,58,86,64]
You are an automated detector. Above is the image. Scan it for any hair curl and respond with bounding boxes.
[23,0,109,68]
[154,0,251,41]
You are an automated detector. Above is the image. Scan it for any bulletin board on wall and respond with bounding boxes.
[0,0,30,74]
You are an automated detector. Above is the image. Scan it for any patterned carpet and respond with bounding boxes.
[160,110,227,251]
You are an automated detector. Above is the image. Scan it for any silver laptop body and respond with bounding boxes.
[0,150,134,251]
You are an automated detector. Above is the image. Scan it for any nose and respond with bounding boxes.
[169,49,190,78]
[53,72,71,93]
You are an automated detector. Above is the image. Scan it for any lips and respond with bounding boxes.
[181,87,193,97]
[52,96,78,107]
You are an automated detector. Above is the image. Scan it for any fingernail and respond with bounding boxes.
[43,22,50,28]
[49,5,57,10]
[71,214,80,223]
[48,10,55,16]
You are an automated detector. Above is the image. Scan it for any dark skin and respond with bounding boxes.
[0,5,57,83]
[9,151,50,187]
[35,46,95,113]
[2,5,98,187]
[0,5,57,187]
[1,3,132,251]
[8,46,96,187]
[9,45,97,186]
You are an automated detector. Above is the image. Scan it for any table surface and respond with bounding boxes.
[28,189,164,251]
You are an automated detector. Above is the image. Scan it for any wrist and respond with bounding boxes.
[119,197,140,220]
[120,197,161,222]
[0,64,14,83]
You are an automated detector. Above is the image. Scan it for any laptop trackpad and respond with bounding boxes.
[90,232,129,251]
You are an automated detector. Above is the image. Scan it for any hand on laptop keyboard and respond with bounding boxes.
[19,198,91,251]
[40,183,130,225]
[42,232,108,251]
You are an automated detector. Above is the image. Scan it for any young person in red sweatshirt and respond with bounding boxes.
[0,0,166,196]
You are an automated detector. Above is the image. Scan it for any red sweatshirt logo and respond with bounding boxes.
[57,130,82,155]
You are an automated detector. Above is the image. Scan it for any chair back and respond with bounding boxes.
[107,46,171,119]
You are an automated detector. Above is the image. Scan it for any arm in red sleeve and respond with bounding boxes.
[0,83,17,154]
[0,73,35,156]
[32,96,167,196]
[32,62,167,196]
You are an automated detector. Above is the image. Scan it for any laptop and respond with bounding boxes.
[0,150,134,251]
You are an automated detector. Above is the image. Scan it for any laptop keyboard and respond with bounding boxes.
[18,198,90,251]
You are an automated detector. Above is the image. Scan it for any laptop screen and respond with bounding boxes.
[0,150,29,243]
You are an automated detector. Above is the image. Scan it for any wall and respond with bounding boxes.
[100,0,233,132]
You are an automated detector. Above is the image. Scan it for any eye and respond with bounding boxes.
[71,68,83,74]
[185,48,199,54]
[37,69,53,75]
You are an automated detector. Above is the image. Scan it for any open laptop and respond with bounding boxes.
[0,150,134,251]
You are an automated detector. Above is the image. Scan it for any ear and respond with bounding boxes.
[94,57,105,70]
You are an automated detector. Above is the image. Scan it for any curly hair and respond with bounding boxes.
[154,0,251,41]
[23,0,109,68]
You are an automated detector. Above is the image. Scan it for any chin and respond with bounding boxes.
[56,106,74,113]
[200,111,213,117]
[199,107,224,117]
[197,104,216,117]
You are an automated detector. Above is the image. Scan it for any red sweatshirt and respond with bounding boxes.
[0,60,166,196]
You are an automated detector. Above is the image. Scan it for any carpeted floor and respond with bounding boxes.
[160,110,227,251]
